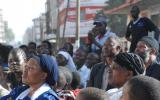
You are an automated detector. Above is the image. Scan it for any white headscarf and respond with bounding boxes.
[58,51,76,71]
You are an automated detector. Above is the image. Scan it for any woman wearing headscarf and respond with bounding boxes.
[56,51,76,71]
[107,52,145,100]
[1,54,59,100]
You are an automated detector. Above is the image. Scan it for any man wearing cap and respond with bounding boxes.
[88,16,116,55]
[135,36,160,81]
[126,6,160,53]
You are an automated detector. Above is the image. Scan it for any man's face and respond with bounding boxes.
[73,49,86,67]
[28,44,36,51]
[135,41,150,63]
[41,42,49,50]
[130,7,139,19]
[92,23,106,35]
[85,53,99,69]
[104,37,120,58]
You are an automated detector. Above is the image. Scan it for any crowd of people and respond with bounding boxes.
[0,6,160,100]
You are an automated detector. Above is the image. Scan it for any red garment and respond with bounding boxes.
[98,34,104,39]
[71,89,81,97]
[59,89,81,100]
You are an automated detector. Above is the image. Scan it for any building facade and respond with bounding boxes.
[23,27,33,44]
[45,0,58,35]
[32,13,46,44]
[0,9,5,43]
[23,13,46,45]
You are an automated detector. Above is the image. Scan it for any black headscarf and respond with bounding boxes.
[114,52,145,75]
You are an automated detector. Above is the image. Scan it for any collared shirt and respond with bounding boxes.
[0,85,9,97]
[0,83,59,100]
[102,66,109,90]
[78,64,90,88]
[16,83,51,100]
[92,29,116,52]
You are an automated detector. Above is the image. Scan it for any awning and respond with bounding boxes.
[104,0,160,14]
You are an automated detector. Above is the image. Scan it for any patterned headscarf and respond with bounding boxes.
[114,52,145,75]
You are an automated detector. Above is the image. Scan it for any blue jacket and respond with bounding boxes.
[0,86,59,100]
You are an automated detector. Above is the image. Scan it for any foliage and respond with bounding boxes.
[105,0,125,10]
[107,14,127,37]
[103,0,127,37]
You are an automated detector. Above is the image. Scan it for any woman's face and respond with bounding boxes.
[22,58,47,85]
[109,61,130,88]
[56,54,67,66]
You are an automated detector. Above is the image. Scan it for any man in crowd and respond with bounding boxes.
[73,47,90,88]
[126,6,160,52]
[88,16,116,55]
[85,52,100,69]
[135,36,160,80]
[88,36,121,90]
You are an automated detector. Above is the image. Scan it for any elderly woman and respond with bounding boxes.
[107,52,145,100]
[1,54,59,100]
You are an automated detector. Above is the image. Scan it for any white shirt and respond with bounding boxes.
[92,29,116,51]
[78,64,90,88]
[107,88,122,100]
[102,67,109,90]
[0,85,9,96]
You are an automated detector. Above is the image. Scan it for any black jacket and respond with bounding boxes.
[146,61,160,81]
[88,62,113,90]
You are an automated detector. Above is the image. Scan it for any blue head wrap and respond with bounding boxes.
[32,54,59,86]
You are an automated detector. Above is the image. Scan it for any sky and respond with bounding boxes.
[0,0,46,42]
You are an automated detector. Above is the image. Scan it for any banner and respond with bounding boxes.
[59,0,107,37]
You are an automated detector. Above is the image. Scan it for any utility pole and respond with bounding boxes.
[31,26,34,42]
[62,0,70,45]
[75,0,80,49]
[56,0,60,50]
[40,16,44,42]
